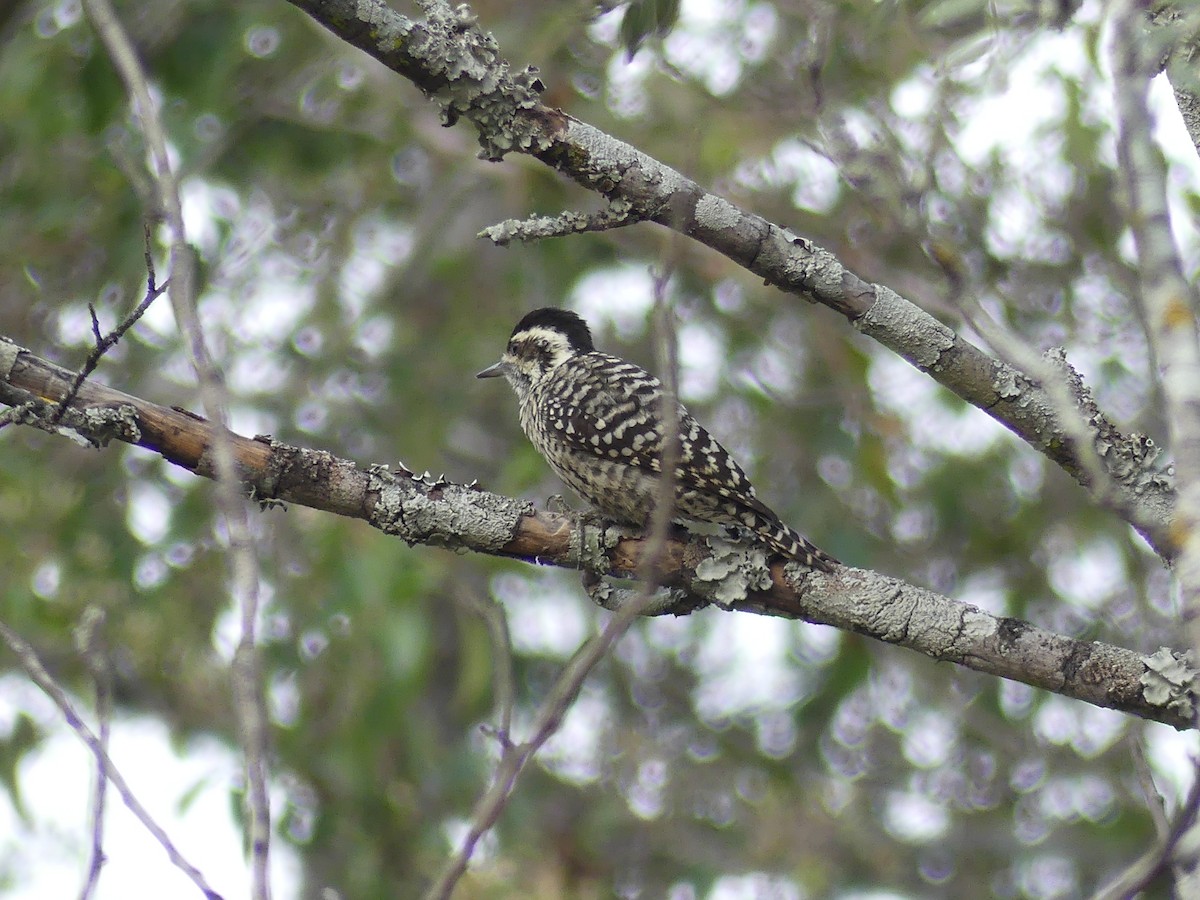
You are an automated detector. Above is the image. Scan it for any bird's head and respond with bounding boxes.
[477,308,594,395]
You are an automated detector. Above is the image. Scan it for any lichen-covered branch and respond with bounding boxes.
[1,337,1192,730]
[285,0,1175,558]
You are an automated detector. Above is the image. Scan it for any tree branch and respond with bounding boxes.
[283,0,1175,559]
[1,336,1192,730]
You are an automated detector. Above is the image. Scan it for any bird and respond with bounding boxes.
[477,308,838,572]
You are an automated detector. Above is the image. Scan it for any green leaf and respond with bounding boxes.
[619,0,681,59]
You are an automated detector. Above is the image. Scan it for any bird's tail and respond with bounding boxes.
[756,518,839,572]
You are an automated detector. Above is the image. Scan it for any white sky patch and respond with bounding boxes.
[211,603,243,663]
[1045,536,1123,609]
[337,217,414,320]
[228,403,278,441]
[0,695,301,900]
[228,347,291,395]
[956,568,1011,616]
[1145,725,1200,811]
[353,314,395,359]
[677,319,724,402]
[883,789,950,844]
[1032,697,1125,759]
[901,711,955,769]
[952,19,1096,169]
[31,557,62,599]
[208,190,279,285]
[135,281,179,339]
[442,816,498,865]
[667,0,777,96]
[569,264,656,340]
[602,49,652,118]
[744,343,799,397]
[125,482,171,545]
[625,757,669,819]
[539,684,611,786]
[710,873,803,900]
[664,31,740,97]
[232,270,318,343]
[55,300,100,348]
[492,572,590,658]
[588,4,623,45]
[792,620,842,665]
[733,138,841,215]
[1151,74,1200,280]
[181,179,241,256]
[892,66,937,120]
[867,352,1006,457]
[692,616,802,719]
[592,0,780,109]
[985,181,1070,263]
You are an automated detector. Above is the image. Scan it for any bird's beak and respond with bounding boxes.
[476,360,508,379]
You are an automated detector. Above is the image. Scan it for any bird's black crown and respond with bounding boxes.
[511,308,595,353]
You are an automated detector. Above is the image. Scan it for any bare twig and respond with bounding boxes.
[80,1,271,894]
[75,607,112,900]
[461,587,517,744]
[424,581,674,898]
[426,282,684,898]
[1092,757,1200,900]
[0,619,224,900]
[1129,732,1170,841]
[49,263,169,426]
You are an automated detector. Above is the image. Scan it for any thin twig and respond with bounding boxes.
[1129,731,1171,841]
[75,607,112,900]
[0,619,224,900]
[426,279,683,899]
[49,268,169,427]
[80,1,271,895]
[1092,757,1200,900]
[462,587,517,744]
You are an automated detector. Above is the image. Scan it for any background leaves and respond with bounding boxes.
[0,0,1191,897]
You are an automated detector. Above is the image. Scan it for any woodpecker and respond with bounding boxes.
[477,308,837,572]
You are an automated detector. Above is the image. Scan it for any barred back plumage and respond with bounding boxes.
[478,308,838,572]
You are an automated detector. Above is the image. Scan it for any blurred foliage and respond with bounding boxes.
[0,0,1187,897]
[617,0,682,59]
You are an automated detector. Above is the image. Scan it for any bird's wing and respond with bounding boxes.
[546,355,779,521]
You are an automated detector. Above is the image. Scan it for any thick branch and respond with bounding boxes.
[0,337,1192,729]
[285,0,1174,557]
